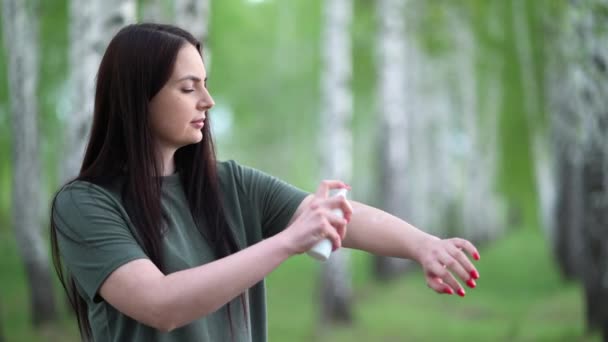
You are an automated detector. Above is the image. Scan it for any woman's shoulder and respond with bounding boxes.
[217,159,269,186]
[217,159,246,182]
[54,179,123,214]
[217,159,240,173]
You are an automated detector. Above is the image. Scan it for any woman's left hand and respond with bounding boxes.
[414,237,480,297]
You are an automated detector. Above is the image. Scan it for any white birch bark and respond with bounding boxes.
[174,0,212,67]
[318,0,354,327]
[2,0,57,325]
[174,0,210,43]
[548,1,608,336]
[446,11,504,243]
[374,0,414,280]
[62,0,136,182]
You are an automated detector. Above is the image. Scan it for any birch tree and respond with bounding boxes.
[174,0,212,66]
[548,0,608,337]
[141,0,172,23]
[62,0,136,182]
[373,0,413,280]
[448,10,504,243]
[414,3,505,245]
[174,0,211,44]
[318,0,354,326]
[1,0,57,325]
[141,0,211,64]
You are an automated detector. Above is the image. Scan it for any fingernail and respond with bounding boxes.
[443,287,454,295]
[457,288,466,297]
[473,252,480,261]
[466,279,476,288]
[470,270,480,279]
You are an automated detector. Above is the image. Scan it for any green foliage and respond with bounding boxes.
[39,0,69,195]
[0,0,577,339]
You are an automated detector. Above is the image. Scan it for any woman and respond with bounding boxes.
[51,23,480,342]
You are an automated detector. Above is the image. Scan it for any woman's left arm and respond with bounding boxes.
[290,194,480,296]
[342,200,481,296]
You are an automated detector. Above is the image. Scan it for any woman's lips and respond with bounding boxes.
[190,119,205,128]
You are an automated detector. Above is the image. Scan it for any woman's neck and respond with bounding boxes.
[158,147,177,176]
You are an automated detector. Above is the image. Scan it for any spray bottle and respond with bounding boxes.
[306,188,348,261]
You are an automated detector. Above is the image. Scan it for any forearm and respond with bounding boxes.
[160,234,291,330]
[342,201,439,261]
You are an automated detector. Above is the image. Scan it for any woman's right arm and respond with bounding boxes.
[99,180,351,332]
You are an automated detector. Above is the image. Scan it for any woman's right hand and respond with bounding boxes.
[278,180,353,256]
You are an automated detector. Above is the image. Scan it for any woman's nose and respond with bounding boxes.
[198,90,215,110]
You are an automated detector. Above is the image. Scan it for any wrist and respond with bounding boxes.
[411,233,440,263]
[271,231,296,259]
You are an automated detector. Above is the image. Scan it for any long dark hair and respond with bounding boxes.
[50,23,243,341]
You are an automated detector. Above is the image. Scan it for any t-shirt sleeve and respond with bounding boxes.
[230,161,310,238]
[52,182,149,303]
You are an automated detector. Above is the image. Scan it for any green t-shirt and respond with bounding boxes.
[53,160,309,342]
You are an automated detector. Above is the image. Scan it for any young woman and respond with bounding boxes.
[51,23,480,342]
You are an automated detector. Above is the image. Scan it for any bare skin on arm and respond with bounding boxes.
[98,180,351,331]
[291,190,481,297]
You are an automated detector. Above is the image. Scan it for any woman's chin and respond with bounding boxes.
[188,131,204,143]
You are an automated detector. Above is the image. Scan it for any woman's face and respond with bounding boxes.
[148,43,214,152]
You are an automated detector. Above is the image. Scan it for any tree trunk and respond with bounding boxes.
[174,0,212,66]
[174,0,210,43]
[140,0,172,24]
[548,0,608,336]
[62,0,136,183]
[141,0,211,65]
[1,0,57,326]
[581,146,608,335]
[553,152,584,280]
[373,0,413,281]
[446,10,505,244]
[318,0,354,327]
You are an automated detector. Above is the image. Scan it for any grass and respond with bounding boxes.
[0,226,600,342]
[266,228,601,342]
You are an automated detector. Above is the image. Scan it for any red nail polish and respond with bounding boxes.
[457,288,466,297]
[443,287,454,295]
[470,270,480,279]
[473,252,480,261]
[466,279,476,288]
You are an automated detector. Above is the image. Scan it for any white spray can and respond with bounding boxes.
[307,188,348,261]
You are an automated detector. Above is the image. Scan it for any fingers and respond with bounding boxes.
[318,216,343,251]
[314,180,350,198]
[425,264,457,295]
[323,207,348,240]
[437,251,470,290]
[426,273,466,296]
[425,259,466,296]
[447,245,479,283]
[327,228,342,251]
[323,195,353,223]
[448,238,480,281]
[450,237,480,261]
[423,238,481,297]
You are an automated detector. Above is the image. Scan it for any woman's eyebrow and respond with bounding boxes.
[176,75,205,83]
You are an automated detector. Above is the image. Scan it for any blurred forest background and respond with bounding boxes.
[1,0,607,341]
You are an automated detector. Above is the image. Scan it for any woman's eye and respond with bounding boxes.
[182,89,195,93]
